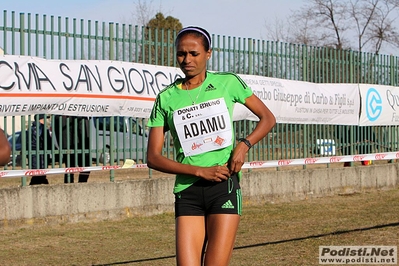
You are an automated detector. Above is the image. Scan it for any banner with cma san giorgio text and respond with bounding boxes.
[0,55,181,118]
[0,54,396,126]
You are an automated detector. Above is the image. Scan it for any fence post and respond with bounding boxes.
[19,13,25,56]
[248,38,253,75]
[109,22,114,61]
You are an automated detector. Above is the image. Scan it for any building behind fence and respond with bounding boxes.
[1,10,399,184]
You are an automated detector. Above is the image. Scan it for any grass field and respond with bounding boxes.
[0,184,398,266]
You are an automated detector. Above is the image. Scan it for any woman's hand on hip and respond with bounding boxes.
[197,164,230,182]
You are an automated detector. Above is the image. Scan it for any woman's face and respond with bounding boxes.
[176,34,211,78]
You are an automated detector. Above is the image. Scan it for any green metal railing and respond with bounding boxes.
[1,10,399,184]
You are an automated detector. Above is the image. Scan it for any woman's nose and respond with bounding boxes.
[183,55,191,63]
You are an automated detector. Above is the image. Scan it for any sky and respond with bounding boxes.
[2,0,304,41]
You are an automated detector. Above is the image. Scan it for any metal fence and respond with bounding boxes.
[1,10,399,183]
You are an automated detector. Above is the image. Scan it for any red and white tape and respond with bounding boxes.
[0,162,148,179]
[0,152,398,179]
[241,152,399,169]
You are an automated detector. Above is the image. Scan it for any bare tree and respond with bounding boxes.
[271,0,399,54]
[130,0,175,26]
[289,8,326,47]
[290,0,349,49]
[368,0,399,54]
[349,0,399,53]
[263,16,293,43]
[131,0,156,26]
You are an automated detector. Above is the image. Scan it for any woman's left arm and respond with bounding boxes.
[228,94,276,173]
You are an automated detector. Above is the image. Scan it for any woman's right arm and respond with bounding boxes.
[0,128,11,166]
[146,126,230,181]
[146,126,185,174]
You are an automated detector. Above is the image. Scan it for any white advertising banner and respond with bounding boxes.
[0,55,183,118]
[359,84,399,126]
[235,75,360,125]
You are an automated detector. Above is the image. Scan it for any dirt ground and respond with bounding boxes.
[0,186,397,265]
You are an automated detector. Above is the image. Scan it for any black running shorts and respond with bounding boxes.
[174,173,242,217]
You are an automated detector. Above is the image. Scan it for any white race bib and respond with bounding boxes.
[173,98,232,156]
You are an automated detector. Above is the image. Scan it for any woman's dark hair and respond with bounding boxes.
[175,26,211,51]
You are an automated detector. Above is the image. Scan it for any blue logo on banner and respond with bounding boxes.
[365,88,382,121]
